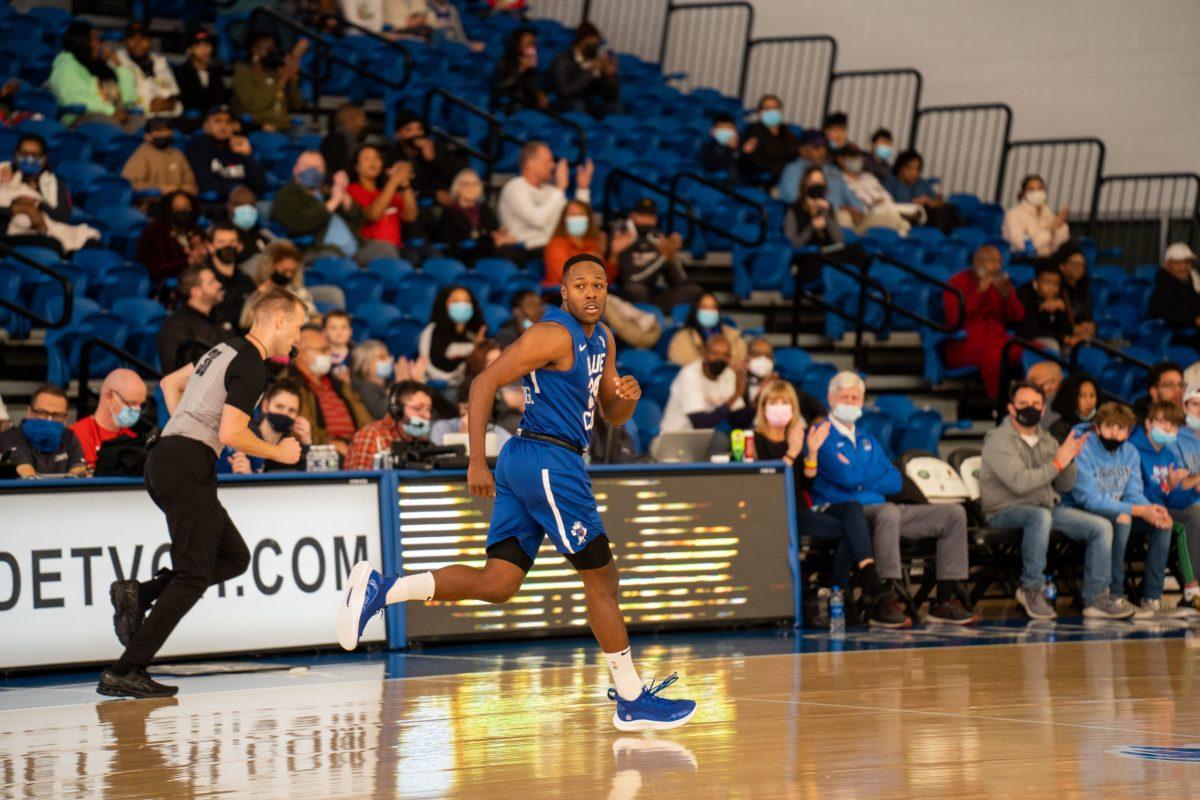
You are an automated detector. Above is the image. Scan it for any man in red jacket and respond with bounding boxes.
[943,245,1025,398]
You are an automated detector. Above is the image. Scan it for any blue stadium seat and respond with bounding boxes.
[13,244,61,266]
[489,273,541,308]
[72,248,128,280]
[367,257,413,300]
[873,394,916,427]
[422,257,467,286]
[55,158,106,193]
[669,303,692,326]
[308,256,358,286]
[645,364,679,407]
[1095,263,1128,287]
[352,301,402,338]
[858,411,894,460]
[341,272,385,309]
[800,362,838,402]
[897,409,944,455]
[95,265,150,308]
[772,347,811,382]
[907,226,945,249]
[111,297,166,365]
[1101,303,1141,335]
[474,257,520,286]
[16,87,58,120]
[631,399,663,453]
[1166,346,1199,367]
[950,226,989,253]
[483,303,511,334]
[617,349,663,384]
[383,317,425,359]
[458,274,493,308]
[395,272,440,322]
[26,7,71,42]
[632,303,667,330]
[82,176,134,214]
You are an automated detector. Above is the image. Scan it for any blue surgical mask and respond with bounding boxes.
[1187,414,1200,431]
[15,155,43,177]
[297,167,324,190]
[565,215,589,238]
[115,404,141,428]
[375,359,394,380]
[21,418,64,452]
[874,144,893,162]
[448,301,474,324]
[1150,427,1178,448]
[696,309,720,329]
[832,404,863,425]
[1080,407,1096,421]
[760,109,782,127]
[403,416,431,438]
[521,317,534,330]
[713,127,735,145]
[232,204,259,231]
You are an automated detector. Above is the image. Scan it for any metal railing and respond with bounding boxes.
[314,8,416,86]
[659,1,754,96]
[740,36,837,130]
[996,137,1106,217]
[589,0,672,63]
[76,340,162,418]
[793,254,893,350]
[600,167,697,243]
[0,243,73,329]
[1087,173,1200,267]
[668,171,768,247]
[826,68,922,151]
[912,103,1012,202]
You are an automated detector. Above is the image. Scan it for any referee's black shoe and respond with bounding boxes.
[97,668,179,699]
[109,579,145,646]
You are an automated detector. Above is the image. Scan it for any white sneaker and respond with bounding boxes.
[1083,591,1136,620]
[1138,598,1190,619]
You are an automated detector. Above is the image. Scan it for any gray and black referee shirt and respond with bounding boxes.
[161,338,268,456]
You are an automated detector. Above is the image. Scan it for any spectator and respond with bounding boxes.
[4,193,99,256]
[48,21,137,129]
[136,189,205,284]
[419,285,488,386]
[324,309,354,379]
[430,378,515,448]
[822,111,848,155]
[425,0,484,48]
[219,378,312,474]
[1134,361,1185,421]
[776,131,864,226]
[1182,384,1200,471]
[980,380,1122,619]
[1148,243,1200,345]
[0,385,86,477]
[699,113,741,180]
[542,200,621,286]
[497,141,592,251]
[122,119,198,196]
[437,168,518,263]
[347,144,418,252]
[387,110,466,208]
[70,368,147,470]
[548,21,620,118]
[320,103,368,177]
[660,333,744,433]
[753,379,906,627]
[1003,174,1070,257]
[271,150,398,264]
[615,197,703,312]
[944,245,1025,399]
[835,145,911,234]
[156,265,234,370]
[226,184,272,263]
[351,340,427,420]
[785,167,845,286]
[115,21,181,118]
[1026,359,1064,430]
[1016,261,1074,351]
[1054,240,1096,342]
[243,240,320,325]
[1130,400,1200,615]
[864,127,894,183]
[668,292,746,368]
[0,394,9,432]
[232,33,307,132]
[174,29,228,118]
[1,134,72,223]
[346,380,434,469]
[185,104,267,200]
[492,26,548,113]
[287,324,374,458]
[884,150,959,233]
[1064,401,1178,618]
[808,371,977,624]
[739,94,800,185]
[1049,372,1099,442]
[206,222,254,329]
[494,289,544,348]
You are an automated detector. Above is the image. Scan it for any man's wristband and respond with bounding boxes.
[803,460,818,470]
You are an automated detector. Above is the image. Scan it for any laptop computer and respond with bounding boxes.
[649,430,715,463]
[442,431,501,458]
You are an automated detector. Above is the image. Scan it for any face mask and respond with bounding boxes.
[1098,435,1124,453]
[1150,427,1178,448]
[760,109,782,127]
[748,355,773,379]
[15,155,43,177]
[266,412,295,433]
[713,127,735,145]
[764,404,794,428]
[308,353,332,377]
[375,359,394,380]
[21,418,64,452]
[832,403,863,425]
[1186,414,1200,431]
[403,416,431,438]
[448,301,474,324]
[270,271,292,287]
[521,317,534,330]
[260,51,284,70]
[232,204,258,230]
[580,42,599,59]
[1025,189,1047,207]
[565,215,589,238]
[805,184,827,200]
[704,359,728,378]
[874,144,893,162]
[696,309,720,329]
[1080,407,1097,421]
[297,167,325,190]
[214,245,239,264]
[151,136,173,151]
[114,404,141,428]
[1014,405,1042,428]
[171,210,194,228]
[842,157,864,174]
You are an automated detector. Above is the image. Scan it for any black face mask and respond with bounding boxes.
[150,136,173,150]
[805,184,827,200]
[704,359,728,378]
[270,271,292,287]
[171,210,194,228]
[214,246,240,264]
[265,412,295,433]
[634,224,654,237]
[1099,435,1124,453]
[260,51,284,70]
[580,42,600,59]
[1014,406,1042,428]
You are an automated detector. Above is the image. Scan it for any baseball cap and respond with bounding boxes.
[206,104,233,119]
[632,197,658,215]
[799,130,827,148]
[1164,242,1197,264]
[1185,383,1200,405]
[188,28,214,47]
[125,21,148,38]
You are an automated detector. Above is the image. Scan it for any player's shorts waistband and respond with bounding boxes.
[515,428,585,456]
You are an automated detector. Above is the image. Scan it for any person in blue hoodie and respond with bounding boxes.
[1130,400,1200,616]
[807,371,977,624]
[1065,401,1182,618]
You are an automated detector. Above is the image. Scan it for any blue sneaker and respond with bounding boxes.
[607,673,697,731]
[338,561,396,651]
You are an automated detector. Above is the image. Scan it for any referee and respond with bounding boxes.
[99,288,306,698]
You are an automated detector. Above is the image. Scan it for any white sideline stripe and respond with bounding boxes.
[541,468,574,554]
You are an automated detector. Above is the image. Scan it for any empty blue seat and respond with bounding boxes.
[395,272,440,322]
[800,362,838,402]
[873,394,916,426]
[483,303,511,334]
[631,399,663,453]
[773,347,811,382]
[341,272,385,309]
[617,349,663,384]
[897,409,944,455]
[367,257,413,299]
[308,256,358,286]
[474,257,520,286]
[353,301,402,338]
[422,257,467,286]
[458,273,493,308]
[1166,346,1199,367]
[55,158,106,192]
[383,316,425,359]
[96,265,150,308]
[858,411,895,460]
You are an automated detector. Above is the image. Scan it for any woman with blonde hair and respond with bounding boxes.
[752,379,908,628]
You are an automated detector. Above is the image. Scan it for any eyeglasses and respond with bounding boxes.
[28,407,68,422]
[112,389,144,410]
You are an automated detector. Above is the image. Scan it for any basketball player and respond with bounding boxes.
[341,254,696,731]
[99,288,306,698]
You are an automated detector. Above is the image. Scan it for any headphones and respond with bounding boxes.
[387,382,407,421]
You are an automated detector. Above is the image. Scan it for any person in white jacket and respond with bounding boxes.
[497,141,592,251]
[116,21,181,119]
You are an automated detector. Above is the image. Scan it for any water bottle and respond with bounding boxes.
[1043,574,1057,604]
[830,586,845,637]
[730,429,745,462]
[743,431,756,463]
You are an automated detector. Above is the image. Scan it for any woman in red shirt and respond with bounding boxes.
[942,244,1025,399]
[347,144,418,249]
[542,200,631,286]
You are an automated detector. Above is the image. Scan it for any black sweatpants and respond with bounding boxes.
[118,435,250,668]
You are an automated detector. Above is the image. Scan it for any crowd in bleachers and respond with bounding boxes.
[2,0,1200,627]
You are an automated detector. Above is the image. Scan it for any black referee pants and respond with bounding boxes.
[119,436,250,668]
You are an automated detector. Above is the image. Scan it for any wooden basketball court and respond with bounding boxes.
[4,631,1199,799]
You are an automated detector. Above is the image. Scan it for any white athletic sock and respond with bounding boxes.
[386,572,436,605]
[606,647,644,701]
[1186,585,1199,601]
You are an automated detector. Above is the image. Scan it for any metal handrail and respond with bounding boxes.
[793,254,893,349]
[1068,338,1154,373]
[600,167,698,243]
[76,339,162,418]
[667,171,768,247]
[0,242,73,328]
[312,8,416,83]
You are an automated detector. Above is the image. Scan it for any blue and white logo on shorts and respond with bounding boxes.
[572,520,588,547]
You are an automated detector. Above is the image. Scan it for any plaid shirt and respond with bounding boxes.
[345,415,411,470]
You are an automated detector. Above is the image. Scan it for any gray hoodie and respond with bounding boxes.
[980,416,1076,518]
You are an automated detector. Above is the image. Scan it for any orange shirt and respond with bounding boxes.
[542,236,617,286]
[70,415,134,468]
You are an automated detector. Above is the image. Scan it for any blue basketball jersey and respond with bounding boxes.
[518,306,608,451]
